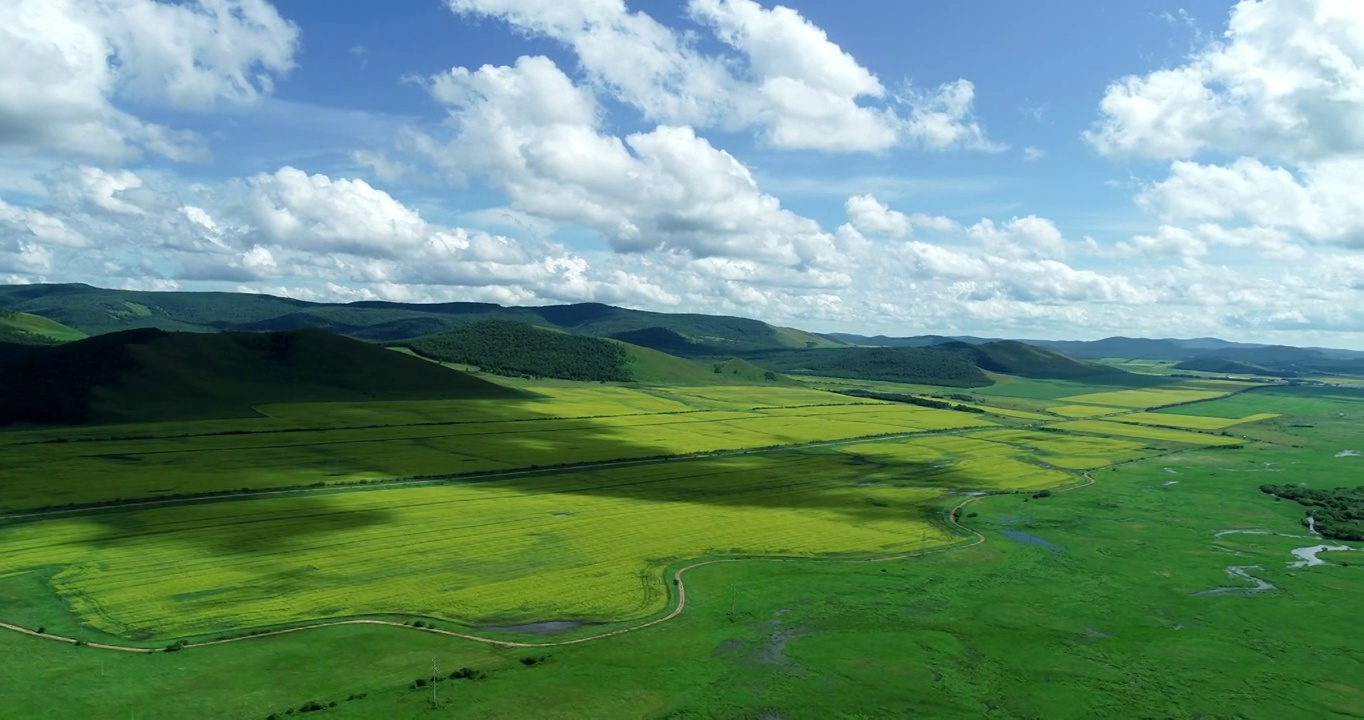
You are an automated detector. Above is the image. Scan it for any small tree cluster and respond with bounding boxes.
[450,667,486,680]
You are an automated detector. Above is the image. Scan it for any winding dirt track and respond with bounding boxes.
[0,472,1094,654]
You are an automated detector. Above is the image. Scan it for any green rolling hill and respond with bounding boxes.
[0,309,86,345]
[0,328,519,426]
[0,283,844,351]
[399,320,800,386]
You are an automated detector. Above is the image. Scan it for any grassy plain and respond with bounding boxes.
[4,385,1362,719]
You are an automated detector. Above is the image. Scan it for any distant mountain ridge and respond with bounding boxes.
[6,282,1361,382]
[0,283,841,352]
[829,333,1364,378]
[827,332,1364,361]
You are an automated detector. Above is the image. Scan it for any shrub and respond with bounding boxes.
[450,667,486,680]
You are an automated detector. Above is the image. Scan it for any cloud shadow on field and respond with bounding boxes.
[13,386,1019,567]
[76,495,397,557]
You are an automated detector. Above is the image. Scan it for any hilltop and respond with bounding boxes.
[0,283,841,351]
[941,340,1121,380]
[0,328,518,426]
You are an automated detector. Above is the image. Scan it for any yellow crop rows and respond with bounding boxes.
[837,435,1072,491]
[971,429,1152,470]
[1053,420,1242,445]
[1058,388,1228,409]
[0,439,1065,639]
[1047,404,1124,418]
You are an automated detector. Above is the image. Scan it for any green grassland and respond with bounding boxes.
[0,310,86,345]
[3,384,1362,719]
[1157,384,1364,419]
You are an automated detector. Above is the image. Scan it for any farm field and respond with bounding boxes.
[1157,384,1364,419]
[1113,411,1279,431]
[1052,419,1244,446]
[3,382,1362,719]
[789,375,1057,420]
[0,436,1048,643]
[0,387,994,512]
[970,428,1154,470]
[1057,386,1236,408]
[1047,404,1124,418]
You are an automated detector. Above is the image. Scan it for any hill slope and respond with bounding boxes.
[741,346,993,387]
[944,340,1119,379]
[0,310,86,345]
[735,340,1138,387]
[0,328,518,426]
[401,321,798,386]
[403,321,631,382]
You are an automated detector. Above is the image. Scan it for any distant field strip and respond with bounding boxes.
[0,437,1073,640]
[970,429,1152,470]
[1112,412,1279,431]
[0,391,993,512]
[1052,420,1243,445]
[1047,404,1124,418]
[1058,388,1230,408]
[1156,386,1364,419]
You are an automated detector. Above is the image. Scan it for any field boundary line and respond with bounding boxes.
[0,473,1092,654]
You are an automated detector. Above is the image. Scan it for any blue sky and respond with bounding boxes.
[2,0,1362,346]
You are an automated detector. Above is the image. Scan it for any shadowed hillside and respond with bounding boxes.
[942,340,1119,379]
[740,346,994,387]
[400,320,799,386]
[402,321,632,382]
[0,328,519,426]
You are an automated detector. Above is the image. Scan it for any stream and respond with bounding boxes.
[1289,545,1352,569]
[1191,566,1276,596]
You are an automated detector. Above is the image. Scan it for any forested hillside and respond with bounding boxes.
[0,283,840,351]
[0,328,516,426]
[743,346,993,387]
[402,321,631,382]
